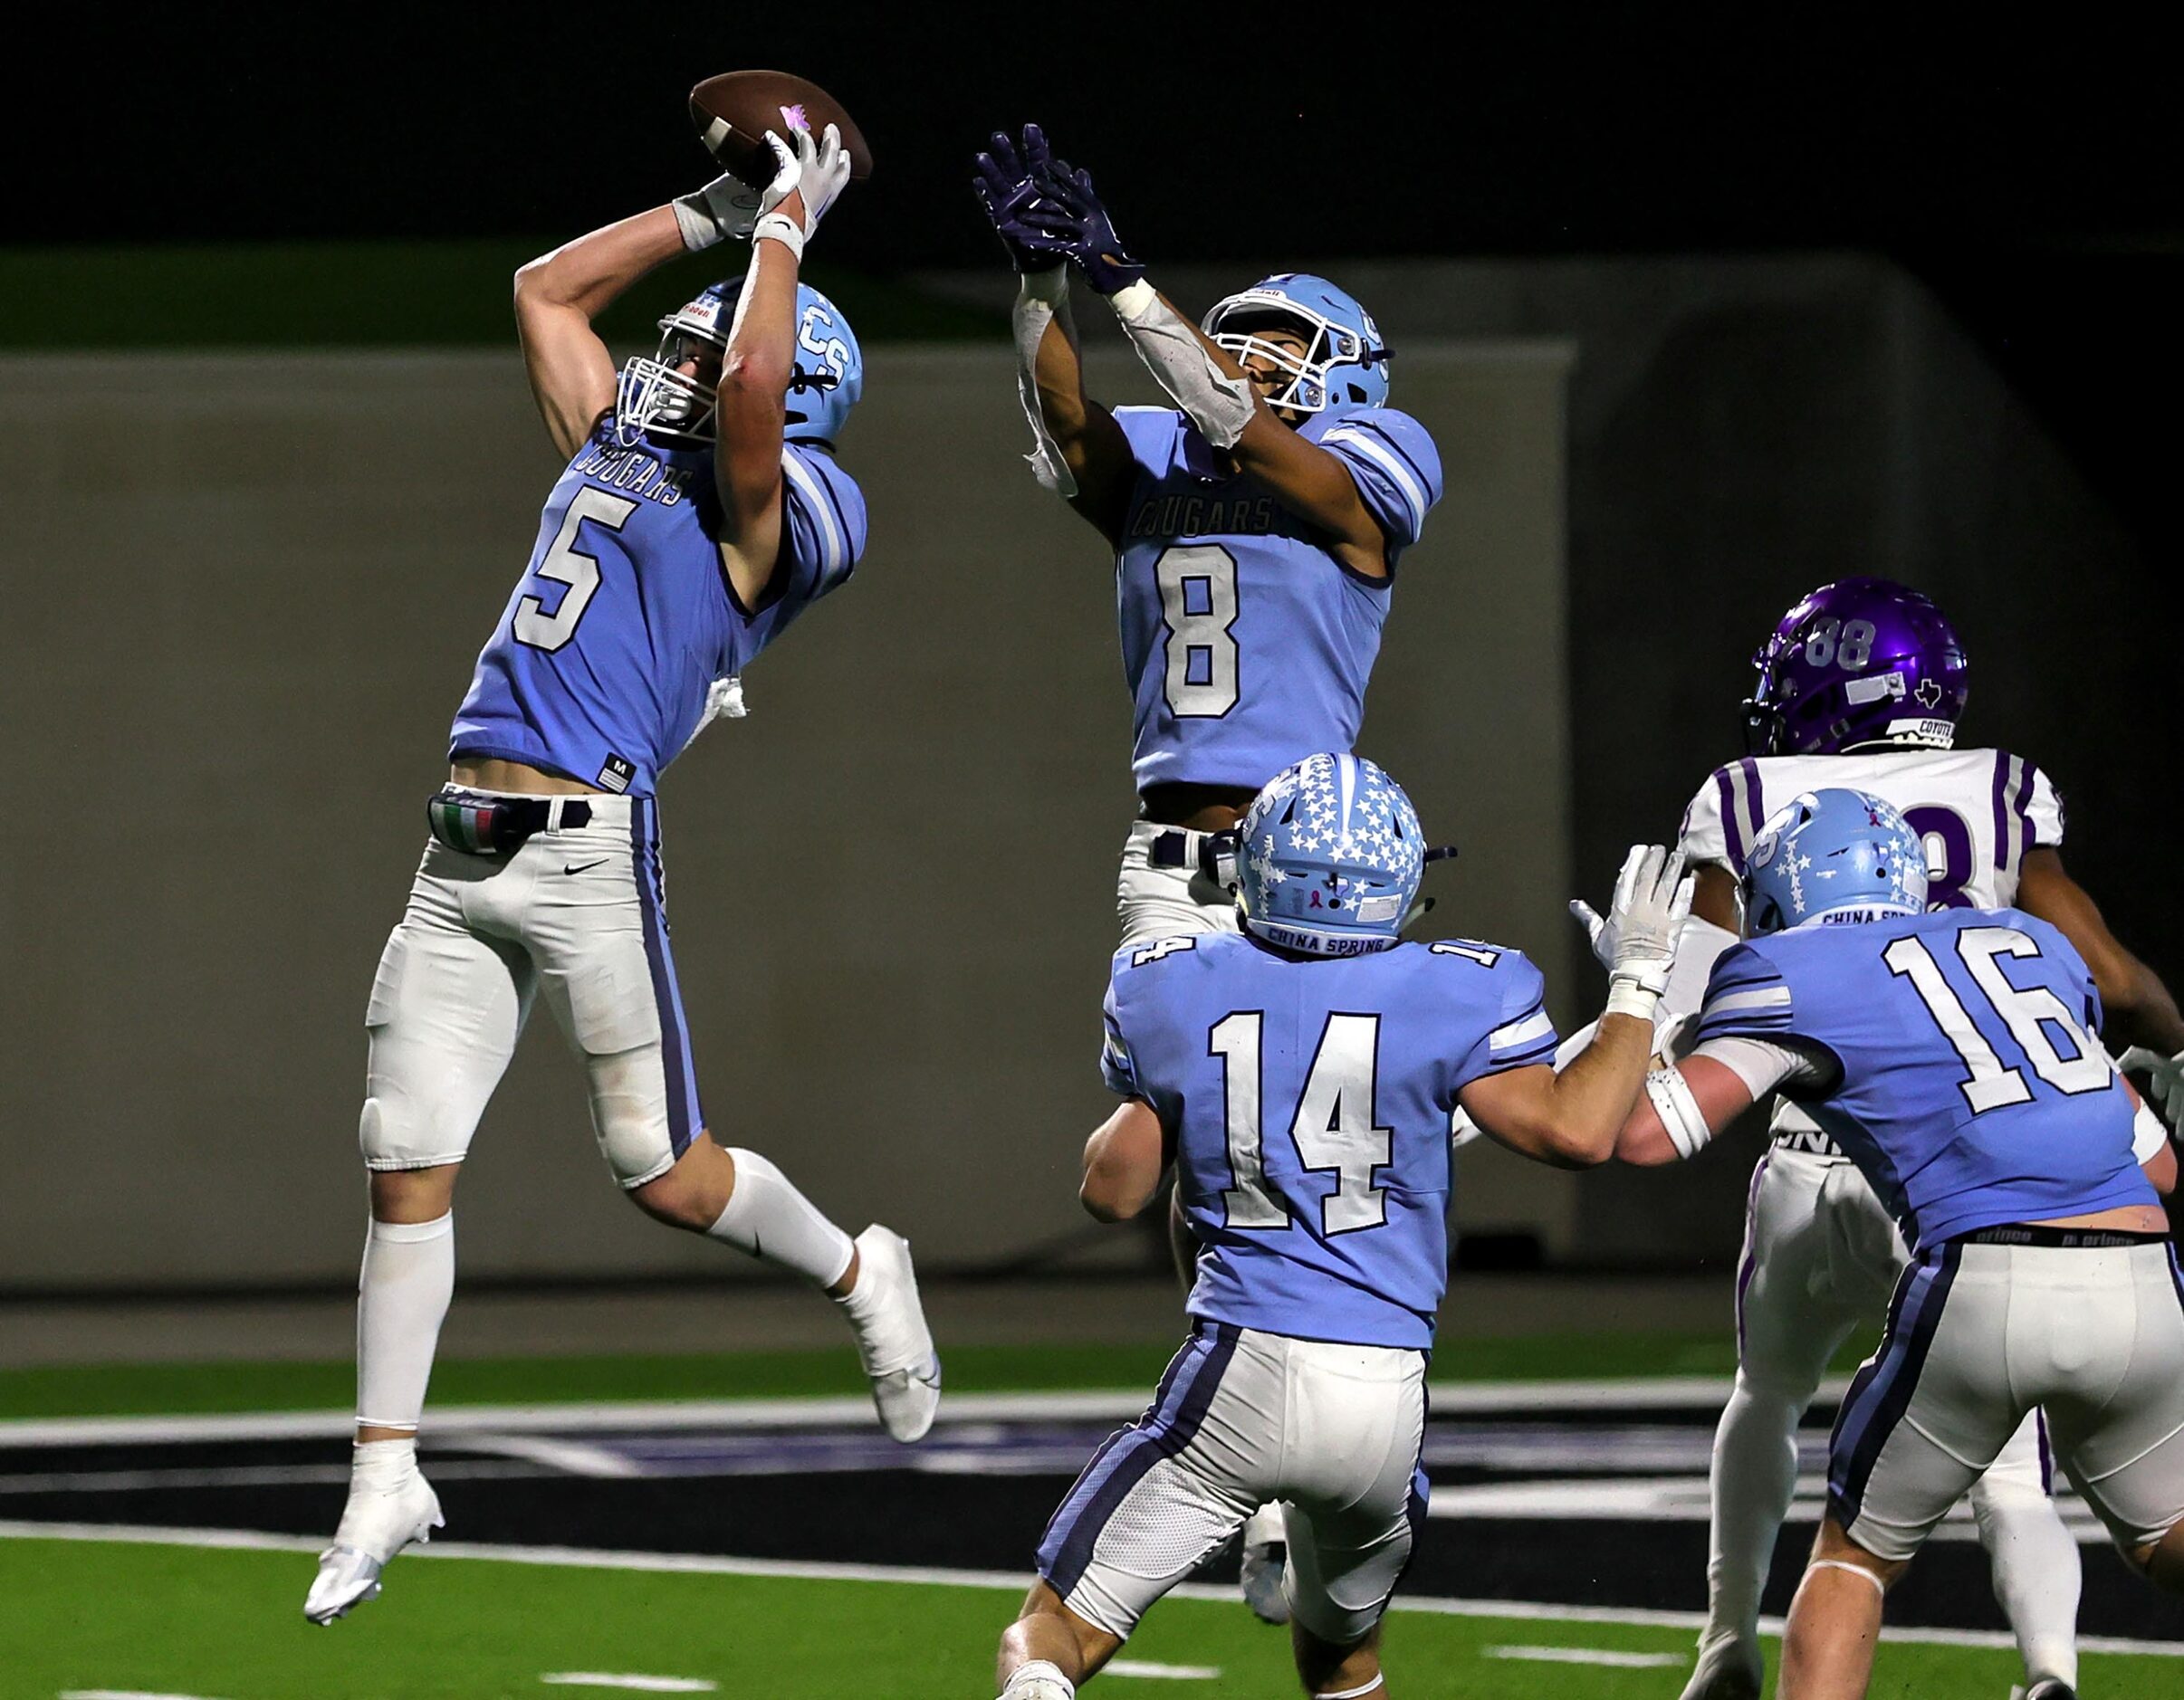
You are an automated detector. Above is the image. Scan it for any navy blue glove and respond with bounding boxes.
[1024,163,1146,295]
[972,125,1064,273]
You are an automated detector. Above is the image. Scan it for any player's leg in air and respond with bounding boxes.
[306,118,936,1626]
[974,124,1447,1624]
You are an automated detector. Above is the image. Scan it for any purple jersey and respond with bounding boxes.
[449,417,866,795]
[1111,406,1442,792]
[1102,930,1555,1349]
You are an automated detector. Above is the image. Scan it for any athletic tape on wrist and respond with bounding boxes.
[752,213,805,261]
[1013,275,1079,497]
[1106,279,1254,449]
[1604,979,1661,1023]
[1645,1065,1713,1160]
[672,197,723,253]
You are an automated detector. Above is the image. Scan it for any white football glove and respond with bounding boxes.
[2119,1045,2184,1136]
[754,120,851,246]
[1574,845,1694,999]
[672,167,765,253]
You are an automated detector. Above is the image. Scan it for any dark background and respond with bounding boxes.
[14,5,2176,1273]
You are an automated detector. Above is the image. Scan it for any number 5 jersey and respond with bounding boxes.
[449,417,867,797]
[1109,406,1443,792]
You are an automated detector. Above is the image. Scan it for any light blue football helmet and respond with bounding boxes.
[616,277,863,450]
[1236,752,1425,956]
[1743,788,1929,936]
[1203,272,1391,416]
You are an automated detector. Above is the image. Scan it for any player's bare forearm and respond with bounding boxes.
[2016,848,2184,1054]
[1457,1014,1655,1168]
[1031,315,1135,542]
[1689,864,1744,933]
[1080,1099,1169,1222]
[1615,1055,1756,1165]
[515,206,688,461]
[709,217,799,595]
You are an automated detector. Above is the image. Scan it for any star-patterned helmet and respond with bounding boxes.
[1742,787,1928,936]
[1235,753,1424,957]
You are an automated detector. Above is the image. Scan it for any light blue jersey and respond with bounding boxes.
[1697,907,2156,1248]
[1103,930,1556,1349]
[1111,406,1442,791]
[449,417,867,795]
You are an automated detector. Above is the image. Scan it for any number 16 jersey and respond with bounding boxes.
[1110,406,1443,792]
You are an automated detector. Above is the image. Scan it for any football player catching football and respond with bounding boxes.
[304,118,940,1627]
[974,122,1445,1619]
[991,754,1689,1700]
[1617,787,2183,1700]
[1619,578,2184,1699]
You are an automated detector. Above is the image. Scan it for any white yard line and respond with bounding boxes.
[5,1519,2179,1659]
[1103,1659,1221,1679]
[540,1676,717,1693]
[1487,1645,1683,1667]
[61,1692,226,1699]
[0,1375,1825,1449]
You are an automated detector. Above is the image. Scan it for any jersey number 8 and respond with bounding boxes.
[1156,545,1240,718]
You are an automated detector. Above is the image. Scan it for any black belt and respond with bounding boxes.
[1958,1225,2171,1249]
[427,788,593,857]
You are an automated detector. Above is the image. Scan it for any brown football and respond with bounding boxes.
[688,71,873,189]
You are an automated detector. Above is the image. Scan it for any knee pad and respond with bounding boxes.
[359,1090,474,1170]
[587,1041,678,1188]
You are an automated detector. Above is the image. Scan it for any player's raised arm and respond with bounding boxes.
[1079,1098,1170,1222]
[699,122,852,608]
[1022,160,1404,579]
[1458,847,1693,1167]
[973,127,1137,545]
[512,207,691,460]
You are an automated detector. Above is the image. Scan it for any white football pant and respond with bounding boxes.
[1117,821,1239,947]
[359,792,704,1189]
[1707,1146,2083,1682]
[1036,1324,1426,1645]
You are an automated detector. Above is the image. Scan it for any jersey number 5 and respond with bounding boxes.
[515,487,638,653]
[1884,926,2110,1114]
[1210,1009,1392,1235]
[1156,545,1240,717]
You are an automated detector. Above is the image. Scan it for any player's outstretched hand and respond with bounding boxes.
[973,125,1066,273]
[759,119,852,242]
[2120,1046,2184,1135]
[1576,845,1692,998]
[1021,164,1146,295]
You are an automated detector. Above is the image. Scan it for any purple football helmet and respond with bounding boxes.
[1741,578,1969,757]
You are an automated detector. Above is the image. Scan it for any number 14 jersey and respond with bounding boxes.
[1102,930,1556,1350]
[1110,406,1442,792]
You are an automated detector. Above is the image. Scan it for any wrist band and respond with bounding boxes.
[672,197,722,253]
[1604,979,1661,1022]
[752,213,805,261]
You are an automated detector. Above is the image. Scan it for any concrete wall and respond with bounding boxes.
[0,341,1575,1290]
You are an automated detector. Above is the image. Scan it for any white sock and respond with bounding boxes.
[705,1148,855,1288]
[1704,1375,1804,1643]
[356,1212,455,1431]
[1000,1660,1074,1699]
[1974,1476,2082,1687]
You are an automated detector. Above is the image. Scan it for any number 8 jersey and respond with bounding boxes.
[1110,406,1443,790]
[449,416,867,797]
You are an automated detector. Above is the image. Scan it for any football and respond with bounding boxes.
[688,71,874,189]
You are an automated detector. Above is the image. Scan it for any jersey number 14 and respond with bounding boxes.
[1210,1010,1392,1235]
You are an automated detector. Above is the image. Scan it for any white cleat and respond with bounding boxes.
[1239,1501,1291,1624]
[843,1225,942,1443]
[1677,1631,1763,1700]
[303,1453,444,1624]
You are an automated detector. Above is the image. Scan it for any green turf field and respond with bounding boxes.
[0,1328,1881,1421]
[6,1533,2169,1700]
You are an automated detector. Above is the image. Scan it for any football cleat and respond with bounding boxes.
[1238,1502,1291,1624]
[303,1450,444,1625]
[1676,1631,1762,1700]
[842,1225,942,1443]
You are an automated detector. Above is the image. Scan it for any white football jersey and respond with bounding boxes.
[1677,745,2066,1154]
[1678,746,2064,909]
